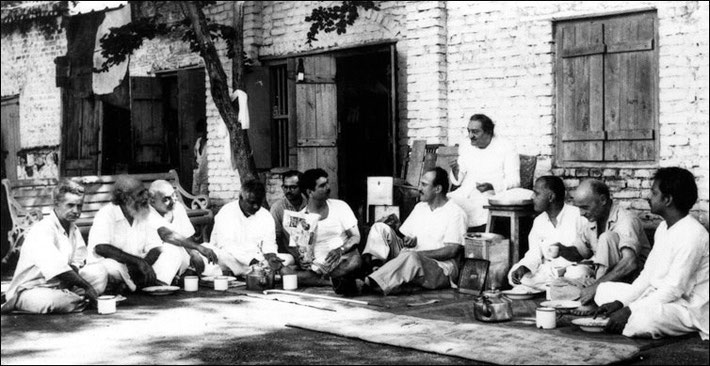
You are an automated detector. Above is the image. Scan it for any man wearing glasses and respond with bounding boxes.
[270,170,308,261]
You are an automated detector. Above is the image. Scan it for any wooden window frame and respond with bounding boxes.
[553,9,660,169]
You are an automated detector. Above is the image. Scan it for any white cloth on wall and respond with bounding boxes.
[93,5,131,95]
[230,89,250,129]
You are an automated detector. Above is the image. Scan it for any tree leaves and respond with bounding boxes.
[305,1,380,45]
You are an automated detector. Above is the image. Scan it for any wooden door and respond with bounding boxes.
[245,65,272,169]
[296,55,338,198]
[131,76,167,172]
[177,68,206,189]
[62,91,102,176]
[1,96,20,181]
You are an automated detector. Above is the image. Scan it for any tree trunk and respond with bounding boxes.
[181,1,257,183]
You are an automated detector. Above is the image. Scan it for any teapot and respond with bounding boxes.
[246,265,275,291]
[473,291,513,322]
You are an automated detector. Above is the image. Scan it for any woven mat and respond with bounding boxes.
[287,308,641,365]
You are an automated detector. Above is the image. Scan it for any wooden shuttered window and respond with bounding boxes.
[555,11,658,163]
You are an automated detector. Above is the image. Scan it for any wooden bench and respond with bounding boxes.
[1,170,213,265]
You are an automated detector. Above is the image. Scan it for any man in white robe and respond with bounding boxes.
[595,167,708,340]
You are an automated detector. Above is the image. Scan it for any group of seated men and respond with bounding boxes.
[0,115,707,341]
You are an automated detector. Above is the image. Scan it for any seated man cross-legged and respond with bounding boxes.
[148,180,218,276]
[594,167,708,340]
[203,179,294,277]
[361,167,467,295]
[1,179,103,314]
[84,176,193,292]
[508,176,588,290]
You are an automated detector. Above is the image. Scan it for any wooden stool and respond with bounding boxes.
[484,204,536,268]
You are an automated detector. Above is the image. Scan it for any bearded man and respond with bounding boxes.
[86,176,189,292]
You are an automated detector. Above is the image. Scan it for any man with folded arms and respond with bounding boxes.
[85,176,191,291]
[595,167,708,339]
[508,176,588,290]
[361,167,467,295]
[1,179,102,313]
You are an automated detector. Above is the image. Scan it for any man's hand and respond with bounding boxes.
[264,253,284,272]
[402,236,417,248]
[198,246,218,264]
[579,283,599,305]
[84,285,100,302]
[510,266,530,285]
[325,248,343,267]
[605,306,631,334]
[129,258,157,287]
[449,159,459,179]
[547,244,561,259]
[476,182,494,193]
[593,300,623,319]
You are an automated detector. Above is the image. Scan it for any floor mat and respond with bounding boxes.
[287,307,642,365]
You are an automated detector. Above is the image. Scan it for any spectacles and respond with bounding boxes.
[283,185,299,190]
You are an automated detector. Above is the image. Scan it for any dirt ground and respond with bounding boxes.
[1,284,708,365]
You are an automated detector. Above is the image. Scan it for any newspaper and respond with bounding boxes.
[283,210,320,270]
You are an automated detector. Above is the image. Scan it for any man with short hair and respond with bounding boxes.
[294,168,363,295]
[1,179,103,313]
[361,167,467,295]
[270,170,307,258]
[508,176,588,290]
[205,179,294,276]
[448,114,520,231]
[87,176,189,291]
[594,167,708,340]
[148,180,217,275]
[561,179,652,305]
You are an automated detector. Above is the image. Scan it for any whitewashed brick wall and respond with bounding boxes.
[1,19,66,149]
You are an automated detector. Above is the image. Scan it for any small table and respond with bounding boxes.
[484,204,536,268]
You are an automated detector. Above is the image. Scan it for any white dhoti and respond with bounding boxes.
[13,287,88,314]
[596,282,707,340]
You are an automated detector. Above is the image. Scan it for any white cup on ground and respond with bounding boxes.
[97,295,117,315]
[282,274,298,290]
[214,276,229,291]
[536,307,556,329]
[184,276,198,292]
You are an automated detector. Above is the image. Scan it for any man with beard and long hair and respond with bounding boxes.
[1,179,103,313]
[85,176,190,292]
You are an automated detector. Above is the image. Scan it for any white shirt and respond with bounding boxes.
[622,215,709,340]
[517,204,588,273]
[399,200,467,275]
[2,211,87,311]
[450,136,520,196]
[210,201,277,264]
[305,199,358,264]
[87,204,163,262]
[151,202,195,238]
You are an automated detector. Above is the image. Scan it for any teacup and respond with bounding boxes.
[97,295,117,315]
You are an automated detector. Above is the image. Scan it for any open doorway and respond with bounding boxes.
[336,49,395,216]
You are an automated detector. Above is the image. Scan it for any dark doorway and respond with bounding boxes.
[336,50,394,216]
[101,103,132,174]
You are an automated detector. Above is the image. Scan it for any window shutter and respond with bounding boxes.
[603,12,656,161]
[557,21,605,161]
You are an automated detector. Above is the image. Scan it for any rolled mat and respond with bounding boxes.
[287,308,640,365]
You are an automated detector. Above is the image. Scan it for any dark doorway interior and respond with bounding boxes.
[101,103,131,175]
[336,50,393,217]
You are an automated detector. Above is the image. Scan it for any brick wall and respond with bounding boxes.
[444,1,709,227]
[1,19,66,150]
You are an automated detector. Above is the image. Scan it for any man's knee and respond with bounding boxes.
[80,264,109,295]
[16,289,85,314]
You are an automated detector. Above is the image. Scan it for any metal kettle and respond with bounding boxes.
[473,291,513,322]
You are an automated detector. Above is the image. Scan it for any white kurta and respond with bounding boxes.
[210,201,277,266]
[448,136,519,227]
[151,202,195,239]
[596,215,709,340]
[507,204,588,289]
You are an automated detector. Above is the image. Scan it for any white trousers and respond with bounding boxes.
[447,189,489,228]
[82,244,191,292]
[596,282,704,339]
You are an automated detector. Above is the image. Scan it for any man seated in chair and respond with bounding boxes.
[148,180,218,275]
[85,176,193,292]
[1,179,102,314]
[448,114,520,231]
[553,179,651,307]
[594,167,708,340]
[360,167,467,295]
[508,176,588,290]
[202,179,294,277]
